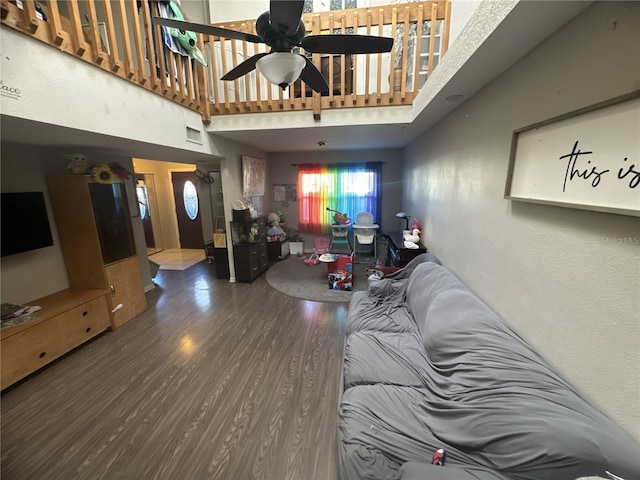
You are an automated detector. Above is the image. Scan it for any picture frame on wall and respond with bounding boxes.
[273,183,298,202]
[505,90,640,217]
[242,156,266,198]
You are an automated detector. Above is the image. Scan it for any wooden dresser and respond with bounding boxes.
[1,288,111,390]
[231,216,269,282]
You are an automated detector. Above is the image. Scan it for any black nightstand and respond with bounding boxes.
[386,232,427,267]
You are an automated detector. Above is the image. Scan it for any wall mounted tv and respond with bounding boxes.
[1,192,54,257]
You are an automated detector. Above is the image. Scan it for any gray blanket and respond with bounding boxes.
[339,262,640,480]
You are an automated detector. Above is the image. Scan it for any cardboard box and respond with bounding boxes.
[289,241,304,256]
[213,233,227,248]
[327,253,353,290]
[326,253,354,274]
[328,270,352,291]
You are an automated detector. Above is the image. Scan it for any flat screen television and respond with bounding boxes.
[1,191,54,257]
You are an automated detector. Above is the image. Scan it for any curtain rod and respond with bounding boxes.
[290,161,385,166]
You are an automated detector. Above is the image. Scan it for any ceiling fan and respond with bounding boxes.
[152,0,393,94]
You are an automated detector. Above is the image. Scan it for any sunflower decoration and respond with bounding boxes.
[92,164,116,184]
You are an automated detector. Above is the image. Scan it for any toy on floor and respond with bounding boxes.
[304,254,319,266]
[326,207,351,225]
[365,257,402,277]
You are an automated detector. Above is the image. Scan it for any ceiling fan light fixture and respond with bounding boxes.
[256,53,306,90]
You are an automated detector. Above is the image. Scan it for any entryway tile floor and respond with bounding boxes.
[149,249,206,270]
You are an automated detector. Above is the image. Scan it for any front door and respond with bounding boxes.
[171,171,203,249]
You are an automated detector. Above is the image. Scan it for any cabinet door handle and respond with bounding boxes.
[110,285,116,297]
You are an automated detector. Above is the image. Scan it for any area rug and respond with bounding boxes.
[266,255,368,303]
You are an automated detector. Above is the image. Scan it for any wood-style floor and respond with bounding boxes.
[1,262,348,480]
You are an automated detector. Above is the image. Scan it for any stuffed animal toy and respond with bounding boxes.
[326,207,351,225]
[167,0,208,66]
[411,218,422,238]
[267,222,284,241]
[267,212,280,224]
[404,228,421,244]
[64,153,88,174]
[248,224,259,243]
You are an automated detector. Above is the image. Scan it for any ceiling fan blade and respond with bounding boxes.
[269,0,304,35]
[301,34,393,54]
[151,17,263,44]
[299,57,329,95]
[221,53,269,81]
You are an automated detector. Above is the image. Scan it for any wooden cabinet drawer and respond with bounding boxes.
[259,251,269,270]
[1,294,111,389]
[235,262,261,282]
[233,244,259,263]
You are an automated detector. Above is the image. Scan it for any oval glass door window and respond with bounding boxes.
[183,180,199,220]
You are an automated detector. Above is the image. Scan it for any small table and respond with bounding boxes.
[386,232,427,267]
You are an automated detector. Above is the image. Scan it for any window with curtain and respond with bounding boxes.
[298,162,382,234]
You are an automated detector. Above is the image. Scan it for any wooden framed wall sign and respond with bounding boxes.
[242,156,266,198]
[505,91,640,217]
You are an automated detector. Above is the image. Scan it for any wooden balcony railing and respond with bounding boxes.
[1,0,211,122]
[208,1,450,118]
[1,0,450,123]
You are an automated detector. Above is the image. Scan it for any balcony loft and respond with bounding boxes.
[1,1,594,154]
[1,0,451,123]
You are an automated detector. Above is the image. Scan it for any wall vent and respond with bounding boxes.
[185,125,202,144]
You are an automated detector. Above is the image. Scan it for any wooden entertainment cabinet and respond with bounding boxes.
[46,175,146,328]
[1,288,111,390]
[0,175,146,390]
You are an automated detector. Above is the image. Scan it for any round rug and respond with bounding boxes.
[266,255,367,303]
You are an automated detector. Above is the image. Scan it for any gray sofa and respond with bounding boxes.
[339,256,639,480]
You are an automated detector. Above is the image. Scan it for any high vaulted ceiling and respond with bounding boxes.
[205,1,593,152]
[0,1,592,158]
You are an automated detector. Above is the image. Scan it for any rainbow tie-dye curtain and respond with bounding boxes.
[297,162,382,234]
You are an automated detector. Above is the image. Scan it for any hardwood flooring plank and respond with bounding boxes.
[1,264,346,480]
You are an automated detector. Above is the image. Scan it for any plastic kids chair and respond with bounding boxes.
[304,236,331,265]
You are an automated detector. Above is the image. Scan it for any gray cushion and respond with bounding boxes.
[400,462,508,480]
[344,331,429,389]
[347,291,416,335]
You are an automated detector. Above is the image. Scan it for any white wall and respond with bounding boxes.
[403,1,640,438]
[208,0,268,23]
[0,28,214,160]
